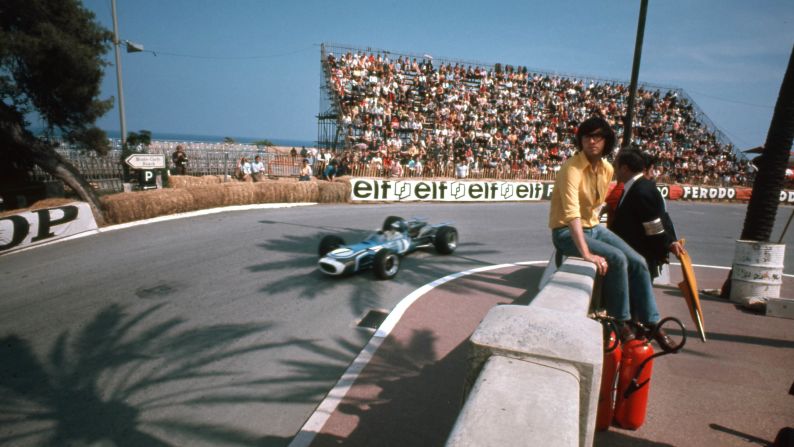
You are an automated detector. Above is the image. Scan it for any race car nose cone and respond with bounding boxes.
[319,257,346,275]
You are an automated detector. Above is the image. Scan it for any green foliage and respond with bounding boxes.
[125,130,152,150]
[0,0,114,152]
[253,139,275,147]
[223,136,236,144]
[121,130,152,181]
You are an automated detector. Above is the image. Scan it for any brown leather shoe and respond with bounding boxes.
[653,327,676,352]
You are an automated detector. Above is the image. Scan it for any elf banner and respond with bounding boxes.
[350,178,554,202]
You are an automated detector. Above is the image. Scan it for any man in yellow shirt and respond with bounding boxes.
[549,117,669,349]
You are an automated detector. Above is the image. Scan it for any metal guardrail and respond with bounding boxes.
[32,145,562,193]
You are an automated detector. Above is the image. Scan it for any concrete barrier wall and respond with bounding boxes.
[446,258,602,447]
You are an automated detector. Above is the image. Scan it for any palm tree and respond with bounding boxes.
[722,46,794,298]
[739,46,794,242]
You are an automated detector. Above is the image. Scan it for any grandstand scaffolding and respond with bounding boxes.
[316,44,341,152]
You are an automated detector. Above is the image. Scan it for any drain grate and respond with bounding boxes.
[357,309,389,330]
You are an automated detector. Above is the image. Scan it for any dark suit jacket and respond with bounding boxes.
[610,177,677,277]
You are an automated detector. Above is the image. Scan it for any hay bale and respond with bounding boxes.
[294,180,320,202]
[253,180,280,203]
[221,182,257,206]
[191,175,224,185]
[169,175,228,188]
[187,185,229,209]
[101,188,196,224]
[167,175,192,189]
[318,180,351,203]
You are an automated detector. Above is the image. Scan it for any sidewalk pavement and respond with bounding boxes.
[299,264,794,447]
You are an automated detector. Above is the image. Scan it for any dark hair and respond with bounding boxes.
[575,116,616,156]
[615,149,646,174]
[642,152,656,170]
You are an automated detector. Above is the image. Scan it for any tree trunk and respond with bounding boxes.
[740,45,794,242]
[0,105,106,226]
[30,146,107,226]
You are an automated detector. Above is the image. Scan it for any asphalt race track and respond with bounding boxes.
[1,201,793,446]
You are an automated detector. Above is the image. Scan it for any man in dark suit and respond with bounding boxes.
[611,149,683,278]
[611,149,683,351]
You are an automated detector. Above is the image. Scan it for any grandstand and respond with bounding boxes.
[317,43,754,186]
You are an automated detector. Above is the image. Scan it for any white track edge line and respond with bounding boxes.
[668,262,794,278]
[1,202,317,257]
[99,202,317,233]
[288,260,547,447]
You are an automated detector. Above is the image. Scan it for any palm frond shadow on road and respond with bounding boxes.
[0,303,296,447]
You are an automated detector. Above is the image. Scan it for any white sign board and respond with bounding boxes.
[125,154,166,169]
[0,202,98,254]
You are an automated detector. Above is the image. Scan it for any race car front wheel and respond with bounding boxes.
[434,226,458,254]
[319,235,345,257]
[374,249,400,280]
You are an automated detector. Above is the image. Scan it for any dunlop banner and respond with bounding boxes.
[0,202,98,255]
[350,178,553,202]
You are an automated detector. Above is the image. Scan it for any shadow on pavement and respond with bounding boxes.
[310,332,469,447]
[0,303,298,447]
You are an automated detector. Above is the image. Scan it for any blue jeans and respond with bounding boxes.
[551,225,660,324]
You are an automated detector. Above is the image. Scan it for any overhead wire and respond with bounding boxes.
[687,89,774,109]
[132,46,315,60]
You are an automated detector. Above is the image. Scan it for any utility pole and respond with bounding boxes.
[622,0,649,149]
[111,0,127,146]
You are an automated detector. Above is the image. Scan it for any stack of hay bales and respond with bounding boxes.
[101,188,196,224]
[100,177,353,225]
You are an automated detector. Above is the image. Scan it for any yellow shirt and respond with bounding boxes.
[548,151,613,229]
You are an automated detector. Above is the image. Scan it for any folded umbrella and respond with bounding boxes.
[675,239,707,342]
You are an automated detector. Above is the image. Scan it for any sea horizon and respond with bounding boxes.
[101,130,316,148]
[33,127,316,149]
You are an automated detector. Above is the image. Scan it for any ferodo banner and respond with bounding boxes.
[350,178,553,202]
[677,185,794,203]
[0,202,98,255]
[681,185,737,201]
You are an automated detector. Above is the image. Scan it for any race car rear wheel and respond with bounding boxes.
[382,216,405,232]
[434,226,458,254]
[318,235,345,257]
[373,249,400,280]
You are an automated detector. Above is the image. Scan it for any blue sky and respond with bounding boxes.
[81,0,792,149]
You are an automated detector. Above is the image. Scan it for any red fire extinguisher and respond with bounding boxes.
[613,317,686,430]
[596,319,622,431]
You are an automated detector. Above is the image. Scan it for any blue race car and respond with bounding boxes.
[317,216,458,280]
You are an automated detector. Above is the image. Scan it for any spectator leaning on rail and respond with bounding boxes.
[299,158,312,181]
[236,157,253,181]
[251,155,265,181]
[548,116,670,349]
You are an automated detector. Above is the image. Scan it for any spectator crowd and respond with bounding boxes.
[321,49,755,186]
